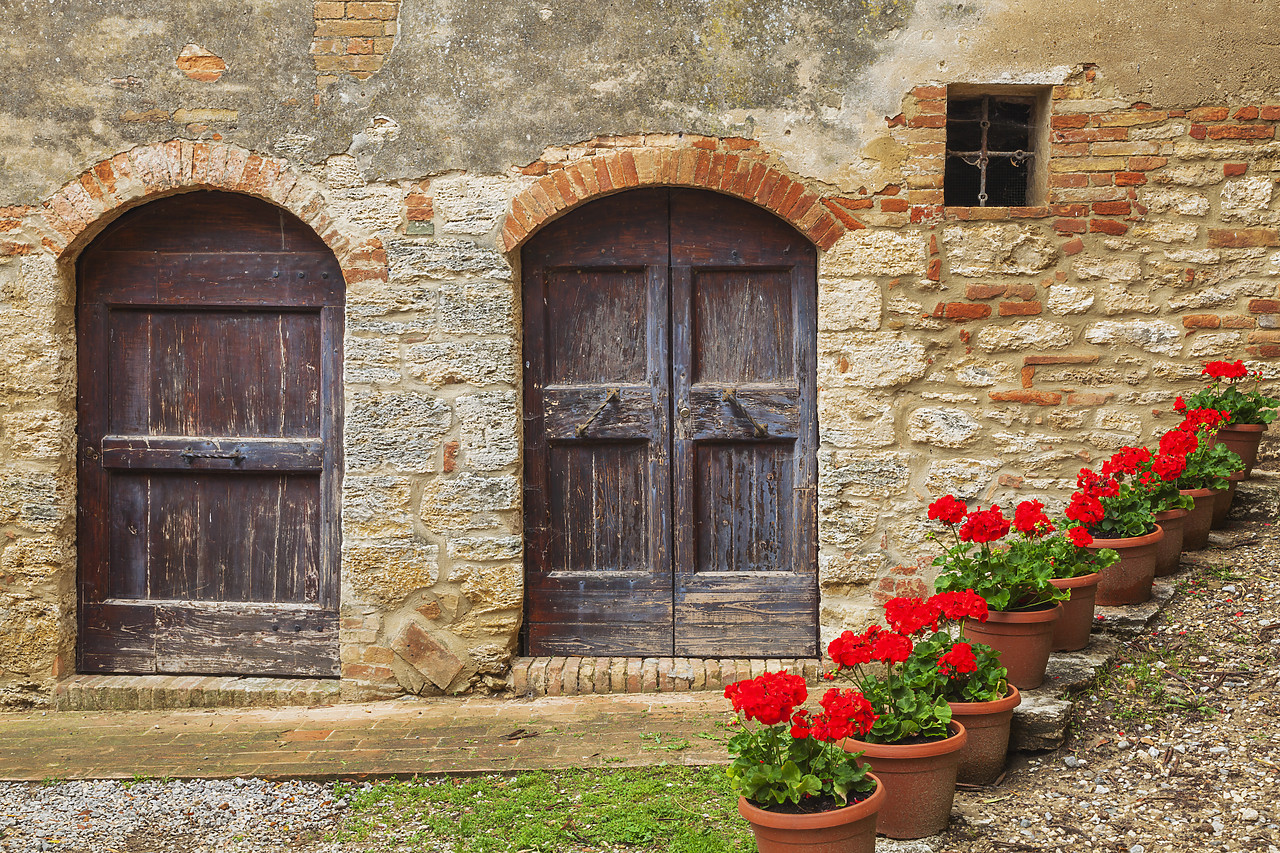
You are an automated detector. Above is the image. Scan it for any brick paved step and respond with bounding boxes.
[507,657,827,696]
[54,674,341,711]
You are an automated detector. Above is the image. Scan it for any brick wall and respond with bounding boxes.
[311,1,402,86]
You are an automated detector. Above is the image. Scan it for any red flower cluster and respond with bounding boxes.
[1180,407,1230,434]
[829,591,992,673]
[884,596,941,635]
[1203,360,1249,380]
[930,589,989,622]
[1101,447,1152,478]
[1067,526,1094,547]
[827,626,879,667]
[1159,428,1198,458]
[872,631,913,664]
[724,670,807,726]
[937,642,978,676]
[927,495,968,525]
[1012,500,1054,537]
[1150,452,1186,482]
[959,505,1011,543]
[790,688,877,741]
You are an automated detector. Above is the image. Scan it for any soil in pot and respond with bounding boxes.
[1212,423,1266,478]
[842,723,966,840]
[1153,508,1188,577]
[1179,488,1214,551]
[1049,573,1100,652]
[963,604,1062,690]
[738,773,885,853]
[1089,525,1163,606]
[948,685,1021,786]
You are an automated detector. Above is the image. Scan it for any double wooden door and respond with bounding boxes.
[77,192,343,677]
[522,189,818,657]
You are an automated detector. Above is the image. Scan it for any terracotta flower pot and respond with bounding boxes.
[948,685,1021,786]
[1153,508,1188,577]
[1212,423,1266,478]
[842,722,967,840]
[1088,525,1163,606]
[1210,474,1245,529]
[962,604,1062,690]
[737,773,885,853]
[1179,488,1214,550]
[1049,572,1100,652]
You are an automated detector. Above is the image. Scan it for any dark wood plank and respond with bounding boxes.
[542,386,657,441]
[691,269,793,383]
[107,475,149,599]
[687,386,800,440]
[154,605,339,677]
[99,437,324,471]
[80,603,157,673]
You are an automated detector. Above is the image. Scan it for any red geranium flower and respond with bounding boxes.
[1158,428,1198,458]
[1181,407,1230,433]
[1203,360,1249,380]
[724,671,807,725]
[927,495,968,526]
[937,642,978,676]
[1151,452,1187,482]
[929,589,989,623]
[1067,526,1093,548]
[884,596,942,635]
[1065,491,1105,526]
[827,626,878,668]
[870,631,913,664]
[1012,499,1054,537]
[1102,447,1152,479]
[958,505,1011,544]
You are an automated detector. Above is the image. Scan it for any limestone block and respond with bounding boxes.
[1047,284,1095,315]
[420,473,520,531]
[1162,248,1220,264]
[0,473,70,534]
[431,175,513,235]
[1093,410,1142,436]
[343,336,401,384]
[1221,177,1275,222]
[1152,163,1223,187]
[342,475,414,540]
[817,389,896,448]
[406,340,518,388]
[1139,187,1209,216]
[819,450,912,500]
[923,458,1001,501]
[346,276,435,318]
[1036,366,1122,386]
[437,279,516,336]
[1047,409,1087,430]
[455,390,519,471]
[0,306,67,397]
[907,407,982,448]
[323,154,365,190]
[1188,332,1244,358]
[17,255,65,307]
[816,497,880,549]
[819,600,881,641]
[1072,255,1141,283]
[448,561,523,610]
[818,333,928,388]
[387,238,511,281]
[0,535,69,584]
[449,604,521,641]
[1151,361,1203,381]
[942,224,1056,277]
[818,551,884,588]
[344,539,439,609]
[823,230,926,277]
[1129,222,1198,244]
[1009,690,1073,751]
[470,642,514,675]
[1084,320,1181,356]
[1167,286,1237,311]
[331,186,405,233]
[974,319,1073,353]
[2,410,71,460]
[1099,285,1159,315]
[818,277,882,332]
[0,594,59,676]
[953,358,1016,388]
[392,620,467,690]
[1084,430,1139,450]
[446,535,522,562]
[345,390,451,473]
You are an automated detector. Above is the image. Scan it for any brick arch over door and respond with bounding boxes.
[521,187,819,658]
[500,146,851,253]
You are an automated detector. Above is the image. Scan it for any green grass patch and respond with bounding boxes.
[333,765,754,853]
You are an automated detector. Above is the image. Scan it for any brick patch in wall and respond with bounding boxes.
[508,657,827,696]
[312,1,402,85]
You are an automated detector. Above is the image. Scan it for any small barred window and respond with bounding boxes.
[945,93,1039,207]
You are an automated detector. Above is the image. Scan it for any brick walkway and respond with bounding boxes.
[0,692,729,782]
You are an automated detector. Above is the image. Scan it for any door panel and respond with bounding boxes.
[523,188,816,658]
[77,191,343,677]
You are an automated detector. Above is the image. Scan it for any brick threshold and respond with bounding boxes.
[508,656,826,696]
[54,674,341,711]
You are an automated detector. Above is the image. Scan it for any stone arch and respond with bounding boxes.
[39,141,386,285]
[500,140,853,253]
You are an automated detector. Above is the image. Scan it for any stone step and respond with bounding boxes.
[54,674,341,711]
[507,657,825,696]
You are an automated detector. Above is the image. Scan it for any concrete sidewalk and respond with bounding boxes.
[0,692,730,782]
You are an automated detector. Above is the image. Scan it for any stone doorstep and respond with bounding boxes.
[54,674,341,711]
[507,657,826,697]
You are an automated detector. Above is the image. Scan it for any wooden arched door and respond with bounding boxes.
[522,188,818,657]
[77,191,344,676]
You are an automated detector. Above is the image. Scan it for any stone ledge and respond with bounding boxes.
[54,674,341,711]
[507,657,824,696]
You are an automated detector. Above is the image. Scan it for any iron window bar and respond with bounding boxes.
[945,95,1036,206]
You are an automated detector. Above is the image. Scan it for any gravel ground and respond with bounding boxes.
[3,519,1278,853]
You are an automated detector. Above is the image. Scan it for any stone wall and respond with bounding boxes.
[1,1,1279,706]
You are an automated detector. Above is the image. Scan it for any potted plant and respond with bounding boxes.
[1172,407,1245,546]
[929,496,1067,689]
[896,590,1022,786]
[1139,430,1196,576]
[724,671,885,853]
[1039,524,1117,652]
[1067,448,1166,606]
[1181,360,1278,478]
[826,600,968,840]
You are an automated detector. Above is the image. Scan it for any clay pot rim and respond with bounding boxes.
[1089,523,1163,549]
[845,720,968,759]
[737,772,886,830]
[1178,487,1215,498]
[1049,572,1100,590]
[1228,471,1246,483]
[1154,507,1188,521]
[1218,423,1267,434]
[984,602,1064,623]
[948,683,1021,715]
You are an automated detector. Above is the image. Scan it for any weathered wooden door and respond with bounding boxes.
[77,191,344,677]
[522,188,817,657]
